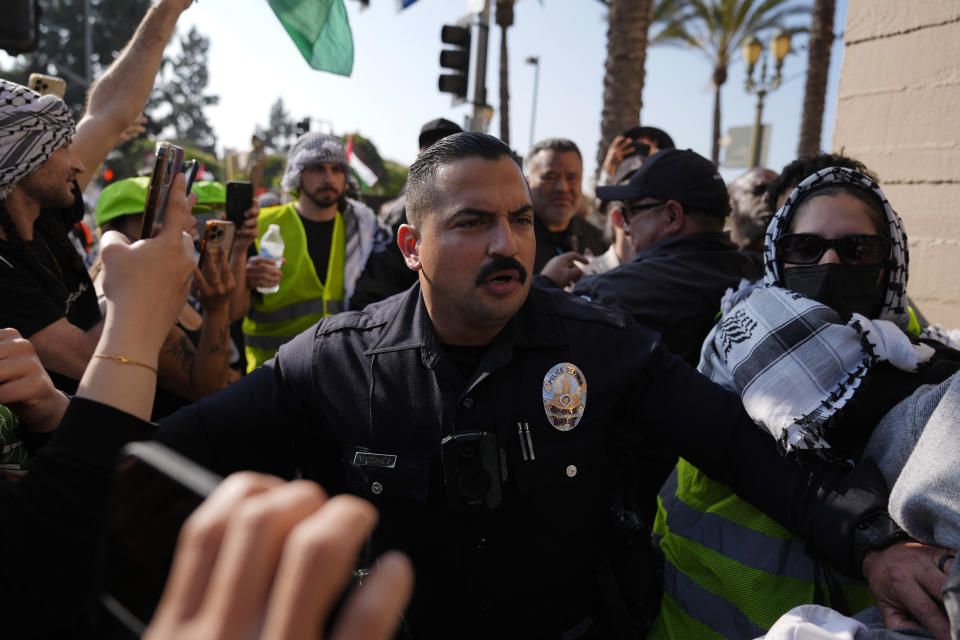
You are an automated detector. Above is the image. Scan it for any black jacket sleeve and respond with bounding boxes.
[630,338,887,577]
[1,397,156,635]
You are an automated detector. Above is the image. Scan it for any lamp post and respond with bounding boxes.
[525,55,540,149]
[742,29,791,167]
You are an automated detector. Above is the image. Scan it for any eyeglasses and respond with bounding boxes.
[776,233,892,266]
[621,200,665,224]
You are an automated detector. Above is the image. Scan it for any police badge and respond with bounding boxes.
[542,362,587,431]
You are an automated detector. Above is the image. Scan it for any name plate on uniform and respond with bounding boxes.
[353,452,398,469]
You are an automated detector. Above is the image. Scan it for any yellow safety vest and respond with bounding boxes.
[242,204,346,372]
[649,458,874,639]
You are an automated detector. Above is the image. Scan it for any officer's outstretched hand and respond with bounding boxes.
[862,541,952,640]
[144,472,413,640]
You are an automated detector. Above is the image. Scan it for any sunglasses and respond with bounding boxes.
[776,233,892,266]
[621,200,665,224]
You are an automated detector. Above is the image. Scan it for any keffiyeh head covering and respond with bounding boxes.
[763,166,911,330]
[0,79,76,200]
[699,167,934,461]
[280,132,348,194]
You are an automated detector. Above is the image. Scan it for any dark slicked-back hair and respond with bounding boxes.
[406,132,518,227]
[523,137,582,170]
[766,153,877,213]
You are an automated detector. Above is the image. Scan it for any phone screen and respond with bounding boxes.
[225,181,253,228]
[100,442,220,634]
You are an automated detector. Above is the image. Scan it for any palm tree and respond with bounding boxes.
[496,0,515,146]
[796,0,834,158]
[652,0,809,165]
[595,0,656,173]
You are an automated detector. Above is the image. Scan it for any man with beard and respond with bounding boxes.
[158,133,941,639]
[0,0,196,393]
[240,132,383,371]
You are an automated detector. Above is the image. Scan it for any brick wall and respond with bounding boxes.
[833,0,960,327]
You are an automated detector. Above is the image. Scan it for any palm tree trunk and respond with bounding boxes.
[711,64,727,166]
[797,0,835,158]
[496,0,514,146]
[596,0,653,175]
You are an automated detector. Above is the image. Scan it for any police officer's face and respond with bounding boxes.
[400,156,536,345]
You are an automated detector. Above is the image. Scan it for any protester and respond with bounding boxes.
[728,166,778,254]
[598,125,675,186]
[238,132,385,372]
[574,148,762,366]
[524,138,607,275]
[575,193,637,277]
[650,166,960,640]
[0,172,196,636]
[350,117,462,310]
[0,0,196,394]
[156,133,927,640]
[92,176,241,417]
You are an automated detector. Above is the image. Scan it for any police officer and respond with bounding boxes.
[157,133,940,639]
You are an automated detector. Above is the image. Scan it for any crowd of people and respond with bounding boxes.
[2,1,960,638]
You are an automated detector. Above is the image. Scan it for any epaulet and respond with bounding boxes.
[533,283,628,330]
[316,309,387,336]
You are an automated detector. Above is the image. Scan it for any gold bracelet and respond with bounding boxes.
[92,353,158,375]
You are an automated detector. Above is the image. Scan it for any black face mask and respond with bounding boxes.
[783,263,887,320]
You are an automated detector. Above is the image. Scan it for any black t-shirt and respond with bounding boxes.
[0,185,101,392]
[299,215,335,284]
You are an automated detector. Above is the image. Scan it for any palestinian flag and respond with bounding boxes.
[267,0,354,76]
[345,134,379,188]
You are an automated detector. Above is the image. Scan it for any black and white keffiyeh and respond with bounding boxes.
[0,80,76,200]
[699,167,934,460]
[280,132,348,194]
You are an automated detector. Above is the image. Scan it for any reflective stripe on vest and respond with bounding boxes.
[650,460,873,639]
[246,297,328,324]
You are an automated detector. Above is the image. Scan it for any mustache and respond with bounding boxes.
[475,256,528,287]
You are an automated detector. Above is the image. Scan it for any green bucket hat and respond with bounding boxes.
[94,176,150,227]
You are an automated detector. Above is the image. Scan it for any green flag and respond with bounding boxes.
[267,0,354,76]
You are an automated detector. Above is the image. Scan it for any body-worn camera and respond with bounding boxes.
[440,431,503,511]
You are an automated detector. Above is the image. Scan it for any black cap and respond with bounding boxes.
[596,148,730,218]
[418,118,462,149]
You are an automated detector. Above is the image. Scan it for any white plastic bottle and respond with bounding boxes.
[257,223,284,294]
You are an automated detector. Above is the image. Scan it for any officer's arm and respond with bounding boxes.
[156,328,319,478]
[630,337,886,575]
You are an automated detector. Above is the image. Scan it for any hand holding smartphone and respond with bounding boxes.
[225,180,253,228]
[197,219,236,269]
[139,142,184,239]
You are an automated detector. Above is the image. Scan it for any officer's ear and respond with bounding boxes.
[398,223,423,271]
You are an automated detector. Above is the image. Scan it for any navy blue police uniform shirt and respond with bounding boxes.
[157,282,886,639]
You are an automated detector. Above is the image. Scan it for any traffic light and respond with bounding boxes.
[0,0,39,54]
[439,24,471,99]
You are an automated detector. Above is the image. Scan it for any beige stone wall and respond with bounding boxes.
[833,0,960,327]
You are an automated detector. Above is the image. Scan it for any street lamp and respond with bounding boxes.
[742,29,791,167]
[525,55,540,149]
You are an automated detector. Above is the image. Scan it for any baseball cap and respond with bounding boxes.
[596,148,730,218]
[191,180,226,208]
[418,118,462,149]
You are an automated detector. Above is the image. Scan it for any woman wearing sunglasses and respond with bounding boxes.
[650,167,960,640]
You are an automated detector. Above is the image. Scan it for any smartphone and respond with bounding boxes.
[100,441,220,635]
[225,180,253,228]
[27,73,66,99]
[197,220,236,269]
[139,142,184,239]
[182,159,199,194]
[623,141,651,161]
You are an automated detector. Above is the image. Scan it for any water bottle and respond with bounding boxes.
[257,223,284,294]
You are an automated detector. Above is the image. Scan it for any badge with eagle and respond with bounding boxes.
[542,362,587,431]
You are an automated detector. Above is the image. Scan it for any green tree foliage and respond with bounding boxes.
[0,0,152,118]
[146,26,219,153]
[255,98,297,154]
[651,0,808,164]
